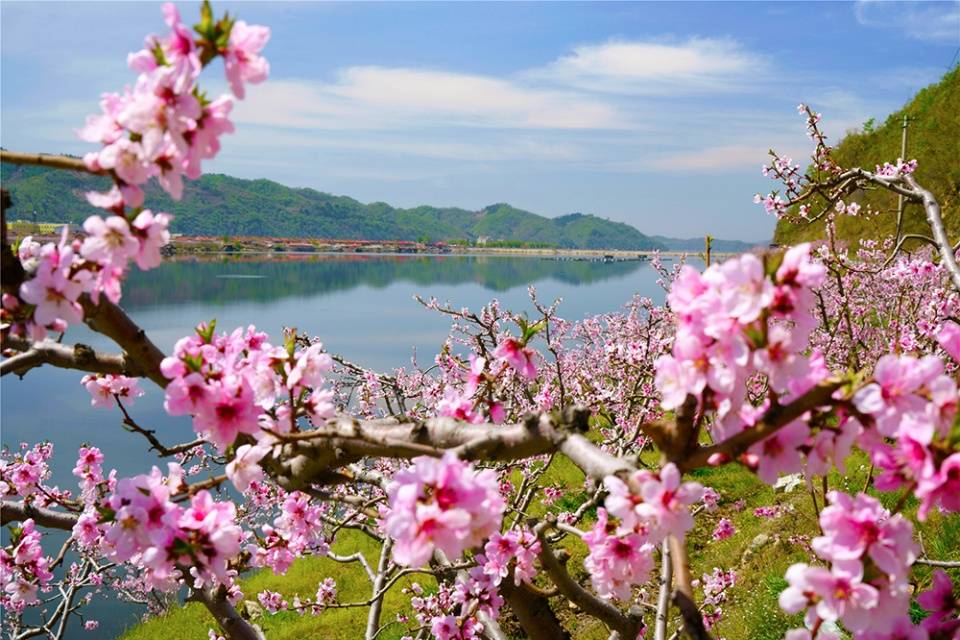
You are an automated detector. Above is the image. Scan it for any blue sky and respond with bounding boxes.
[2,1,958,241]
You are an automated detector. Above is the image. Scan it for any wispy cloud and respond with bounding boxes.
[233,70,628,131]
[657,144,772,172]
[526,37,768,94]
[604,142,809,176]
[230,127,583,162]
[854,0,960,44]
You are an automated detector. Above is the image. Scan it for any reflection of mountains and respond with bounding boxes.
[123,255,646,308]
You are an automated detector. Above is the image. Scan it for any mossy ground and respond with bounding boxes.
[122,450,959,640]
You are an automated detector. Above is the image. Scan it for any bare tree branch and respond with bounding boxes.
[498,577,571,640]
[263,408,635,492]
[904,173,960,291]
[672,590,712,640]
[1,500,79,530]
[654,540,673,640]
[364,539,393,640]
[913,558,960,568]
[535,527,642,639]
[79,295,168,388]
[668,535,694,601]
[190,585,266,640]
[0,150,108,176]
[1,338,145,379]
[113,396,207,457]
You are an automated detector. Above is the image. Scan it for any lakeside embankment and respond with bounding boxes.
[161,234,736,258]
[9,231,746,261]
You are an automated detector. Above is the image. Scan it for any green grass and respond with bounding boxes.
[120,529,430,640]
[123,449,960,639]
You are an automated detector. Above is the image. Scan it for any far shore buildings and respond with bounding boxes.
[8,220,76,235]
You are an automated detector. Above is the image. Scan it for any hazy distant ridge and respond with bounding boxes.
[649,235,762,252]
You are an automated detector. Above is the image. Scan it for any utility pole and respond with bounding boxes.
[895,114,914,243]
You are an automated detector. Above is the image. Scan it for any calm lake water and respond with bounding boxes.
[1,253,697,638]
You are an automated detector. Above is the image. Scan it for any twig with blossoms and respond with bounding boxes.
[757,104,960,291]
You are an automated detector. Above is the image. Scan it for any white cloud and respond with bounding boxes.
[527,38,768,94]
[854,1,960,44]
[655,144,782,172]
[331,67,621,128]
[233,70,628,131]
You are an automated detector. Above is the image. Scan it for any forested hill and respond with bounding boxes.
[1,164,670,250]
[773,66,960,246]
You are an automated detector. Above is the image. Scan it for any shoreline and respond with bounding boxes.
[11,230,744,261]
[161,236,741,260]
[157,247,735,263]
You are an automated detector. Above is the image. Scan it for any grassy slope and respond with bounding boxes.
[122,449,958,640]
[773,66,960,247]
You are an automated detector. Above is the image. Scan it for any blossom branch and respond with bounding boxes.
[679,379,844,472]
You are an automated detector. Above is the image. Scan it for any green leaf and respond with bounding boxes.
[196,319,217,343]
[7,525,24,545]
[170,537,194,557]
[284,330,297,357]
[151,42,168,67]
[197,0,213,35]
[522,319,546,343]
[183,353,204,374]
[96,504,116,523]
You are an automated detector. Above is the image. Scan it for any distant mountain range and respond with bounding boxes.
[1,163,758,251]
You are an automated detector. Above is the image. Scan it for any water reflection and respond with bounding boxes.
[122,253,648,309]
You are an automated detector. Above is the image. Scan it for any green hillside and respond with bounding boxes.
[0,165,666,250]
[773,66,960,246]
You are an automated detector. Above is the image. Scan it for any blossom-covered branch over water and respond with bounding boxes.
[2,3,959,640]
